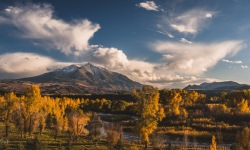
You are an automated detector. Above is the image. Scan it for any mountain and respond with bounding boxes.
[0,63,143,95]
[184,81,250,91]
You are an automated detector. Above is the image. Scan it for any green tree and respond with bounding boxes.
[132,85,165,149]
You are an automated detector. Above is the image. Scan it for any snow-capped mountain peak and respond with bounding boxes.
[61,65,79,73]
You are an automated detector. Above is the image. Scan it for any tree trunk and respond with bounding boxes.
[24,119,27,138]
[5,124,9,138]
[29,116,32,137]
[20,130,23,139]
[39,125,42,135]
[144,141,148,150]
[94,125,97,138]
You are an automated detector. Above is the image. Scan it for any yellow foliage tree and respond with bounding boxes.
[132,85,165,149]
[235,127,250,149]
[210,135,217,150]
[68,110,89,141]
[24,85,43,137]
[237,99,249,112]
[0,92,18,138]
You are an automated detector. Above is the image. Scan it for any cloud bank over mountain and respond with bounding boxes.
[0,2,248,88]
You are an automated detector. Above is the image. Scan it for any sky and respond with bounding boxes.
[0,0,250,88]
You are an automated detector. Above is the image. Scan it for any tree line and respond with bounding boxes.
[0,84,250,149]
[0,85,102,141]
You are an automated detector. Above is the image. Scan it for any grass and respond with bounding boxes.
[0,121,112,150]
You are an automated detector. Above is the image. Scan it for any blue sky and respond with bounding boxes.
[0,0,249,88]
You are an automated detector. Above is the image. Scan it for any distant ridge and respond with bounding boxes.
[0,63,143,95]
[184,81,250,91]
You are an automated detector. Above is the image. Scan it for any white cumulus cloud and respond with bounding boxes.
[137,1,160,11]
[85,46,129,70]
[83,46,158,82]
[0,53,55,79]
[0,4,100,56]
[0,52,85,79]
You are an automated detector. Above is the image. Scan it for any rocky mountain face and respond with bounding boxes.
[184,81,250,91]
[0,63,143,95]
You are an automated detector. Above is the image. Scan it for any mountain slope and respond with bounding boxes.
[184,81,250,91]
[0,63,143,94]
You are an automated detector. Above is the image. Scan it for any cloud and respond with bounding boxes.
[157,31,175,38]
[0,52,78,79]
[147,75,221,88]
[0,4,100,56]
[137,1,160,11]
[241,65,248,69]
[0,53,54,79]
[167,33,174,38]
[83,46,158,82]
[82,43,235,88]
[180,38,192,44]
[152,40,245,75]
[84,46,129,70]
[0,40,244,88]
[168,9,215,34]
[0,3,244,89]
[222,59,242,64]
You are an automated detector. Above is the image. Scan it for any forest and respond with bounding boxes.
[0,85,249,150]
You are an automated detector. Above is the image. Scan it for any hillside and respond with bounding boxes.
[184,81,250,91]
[0,63,143,95]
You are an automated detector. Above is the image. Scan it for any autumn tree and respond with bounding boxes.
[50,98,66,140]
[185,91,206,106]
[159,89,183,116]
[235,127,250,149]
[23,85,43,137]
[111,100,128,112]
[13,96,25,138]
[0,92,18,138]
[237,99,249,112]
[68,109,89,141]
[210,135,217,150]
[86,112,103,140]
[106,124,122,148]
[132,85,165,149]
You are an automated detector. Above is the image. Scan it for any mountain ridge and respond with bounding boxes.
[0,63,143,95]
[184,81,250,91]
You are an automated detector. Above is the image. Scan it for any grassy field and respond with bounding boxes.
[0,121,109,150]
